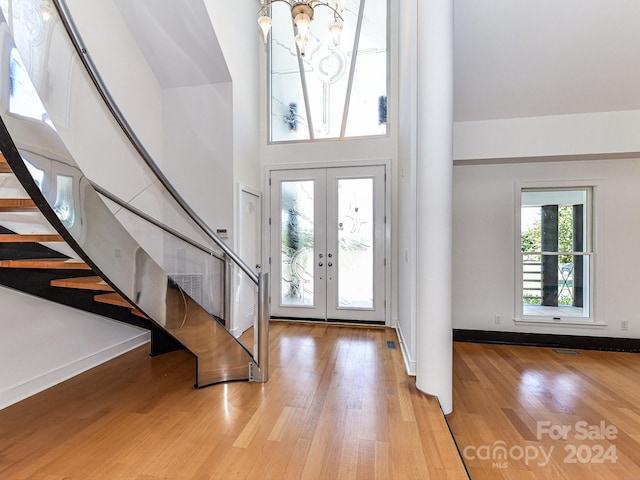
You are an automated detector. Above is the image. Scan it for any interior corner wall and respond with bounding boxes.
[453,156,640,339]
[202,0,261,194]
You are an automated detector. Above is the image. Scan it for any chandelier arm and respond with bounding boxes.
[259,0,344,21]
[258,0,295,16]
[311,2,344,21]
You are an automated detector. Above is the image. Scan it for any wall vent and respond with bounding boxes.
[172,274,203,304]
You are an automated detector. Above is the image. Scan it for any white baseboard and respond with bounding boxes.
[0,332,149,411]
[395,325,416,376]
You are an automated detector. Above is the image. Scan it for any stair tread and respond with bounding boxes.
[0,258,91,270]
[0,153,10,174]
[0,233,64,243]
[0,198,37,211]
[94,292,132,307]
[51,275,113,291]
[130,308,148,318]
[94,293,147,318]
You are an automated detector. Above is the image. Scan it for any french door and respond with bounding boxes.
[269,165,386,323]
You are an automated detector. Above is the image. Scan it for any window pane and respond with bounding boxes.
[268,0,388,142]
[270,2,310,142]
[520,189,590,319]
[280,181,314,306]
[337,178,373,308]
[304,4,359,139]
[345,0,388,137]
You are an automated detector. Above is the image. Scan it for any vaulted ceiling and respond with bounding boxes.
[112,0,640,122]
[113,0,230,88]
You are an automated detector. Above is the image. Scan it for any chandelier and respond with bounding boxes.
[258,1,344,57]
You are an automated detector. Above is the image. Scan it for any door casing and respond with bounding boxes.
[264,162,391,325]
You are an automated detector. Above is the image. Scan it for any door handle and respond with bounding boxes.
[319,262,324,267]
[328,262,333,267]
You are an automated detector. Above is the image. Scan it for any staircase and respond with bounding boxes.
[0,2,268,389]
[0,154,182,355]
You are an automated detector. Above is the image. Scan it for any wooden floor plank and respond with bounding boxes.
[448,342,640,479]
[0,323,467,480]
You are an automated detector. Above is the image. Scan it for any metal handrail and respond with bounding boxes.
[52,0,258,286]
[51,0,269,380]
[91,181,225,262]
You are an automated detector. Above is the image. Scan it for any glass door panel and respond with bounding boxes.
[280,180,315,307]
[337,178,373,308]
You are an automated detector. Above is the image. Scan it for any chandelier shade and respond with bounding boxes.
[258,1,344,57]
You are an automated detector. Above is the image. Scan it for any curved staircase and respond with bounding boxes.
[0,2,268,389]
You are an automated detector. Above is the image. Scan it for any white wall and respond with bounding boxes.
[64,0,164,162]
[203,0,262,194]
[453,157,640,338]
[454,110,640,162]
[63,0,164,195]
[163,83,234,240]
[0,287,149,410]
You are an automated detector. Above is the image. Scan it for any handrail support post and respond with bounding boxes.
[251,272,270,382]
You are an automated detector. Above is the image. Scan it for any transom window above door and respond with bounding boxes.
[265,0,388,142]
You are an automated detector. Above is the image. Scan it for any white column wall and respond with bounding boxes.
[397,0,418,374]
[415,0,454,414]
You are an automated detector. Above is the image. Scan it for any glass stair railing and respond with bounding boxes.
[0,2,269,387]
[0,153,188,360]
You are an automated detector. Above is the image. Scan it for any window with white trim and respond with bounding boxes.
[517,187,593,321]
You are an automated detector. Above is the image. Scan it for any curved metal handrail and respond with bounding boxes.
[49,0,269,382]
[52,0,259,286]
[92,181,226,263]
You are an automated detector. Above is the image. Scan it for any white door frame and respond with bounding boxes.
[233,183,262,337]
[265,159,391,326]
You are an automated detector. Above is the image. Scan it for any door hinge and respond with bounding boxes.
[269,177,272,186]
[269,256,272,265]
[384,258,387,266]
[269,217,271,225]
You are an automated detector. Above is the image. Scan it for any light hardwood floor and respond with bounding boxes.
[448,342,640,479]
[0,322,467,480]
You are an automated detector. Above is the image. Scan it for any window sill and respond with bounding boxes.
[514,317,608,328]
